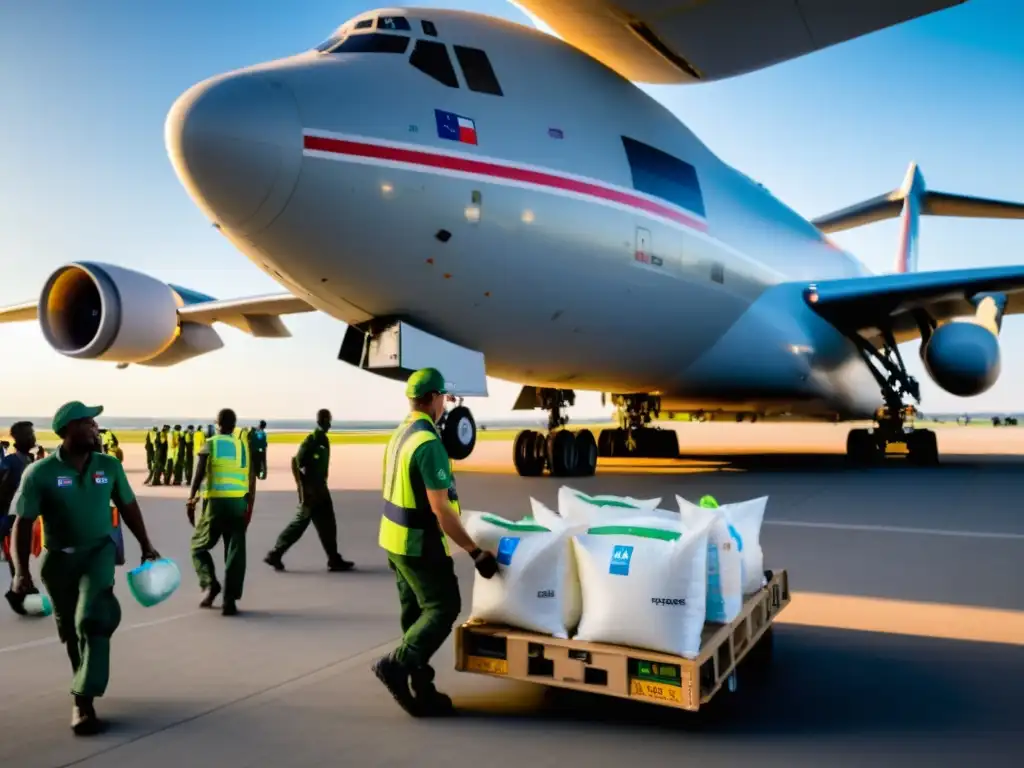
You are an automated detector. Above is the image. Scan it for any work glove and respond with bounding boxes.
[470,548,499,579]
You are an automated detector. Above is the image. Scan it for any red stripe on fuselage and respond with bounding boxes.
[302,134,708,233]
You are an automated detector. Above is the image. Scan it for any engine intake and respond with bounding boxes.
[38,262,222,365]
[921,319,1001,397]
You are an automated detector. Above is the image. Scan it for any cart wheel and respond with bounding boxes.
[740,627,774,683]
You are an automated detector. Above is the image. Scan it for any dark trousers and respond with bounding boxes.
[191,497,248,601]
[41,540,121,698]
[272,487,340,560]
[388,553,461,670]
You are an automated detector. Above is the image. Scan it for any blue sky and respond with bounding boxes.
[1,0,1022,420]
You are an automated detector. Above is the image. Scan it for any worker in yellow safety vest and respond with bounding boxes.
[186,408,256,616]
[372,367,498,717]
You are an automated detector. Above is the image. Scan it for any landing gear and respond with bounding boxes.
[511,388,599,477]
[846,326,939,466]
[510,389,678,477]
[596,395,679,460]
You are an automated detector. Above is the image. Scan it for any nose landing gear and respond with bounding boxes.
[845,327,939,466]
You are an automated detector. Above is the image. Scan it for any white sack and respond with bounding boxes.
[558,486,674,528]
[679,496,768,595]
[464,506,581,638]
[677,496,743,624]
[571,512,714,658]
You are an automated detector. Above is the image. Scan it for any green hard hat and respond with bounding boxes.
[52,401,104,434]
[405,367,449,398]
[698,495,719,508]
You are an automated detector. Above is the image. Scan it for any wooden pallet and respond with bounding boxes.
[455,569,790,711]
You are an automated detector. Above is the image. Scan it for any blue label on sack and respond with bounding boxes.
[609,544,634,576]
[496,537,520,566]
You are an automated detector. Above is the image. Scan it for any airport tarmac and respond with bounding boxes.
[2,423,1023,767]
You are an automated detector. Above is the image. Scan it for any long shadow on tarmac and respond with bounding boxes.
[452,625,1024,738]
[671,452,1024,472]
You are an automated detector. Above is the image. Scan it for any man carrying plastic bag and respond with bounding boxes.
[8,401,161,737]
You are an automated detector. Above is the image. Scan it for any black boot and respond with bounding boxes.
[71,695,104,736]
[327,555,354,572]
[264,551,285,571]
[371,652,421,717]
[199,581,221,608]
[411,665,454,716]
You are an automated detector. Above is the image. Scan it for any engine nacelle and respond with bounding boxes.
[38,262,223,365]
[921,319,1001,397]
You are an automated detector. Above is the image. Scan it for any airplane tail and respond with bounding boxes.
[811,162,1024,274]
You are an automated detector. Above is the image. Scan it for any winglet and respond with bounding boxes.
[811,163,1024,274]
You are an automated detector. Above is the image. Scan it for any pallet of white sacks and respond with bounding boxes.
[454,569,790,711]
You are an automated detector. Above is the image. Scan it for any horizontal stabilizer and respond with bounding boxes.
[812,163,1024,235]
[805,265,1024,338]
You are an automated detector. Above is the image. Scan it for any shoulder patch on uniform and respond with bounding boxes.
[437,468,446,480]
[57,476,72,488]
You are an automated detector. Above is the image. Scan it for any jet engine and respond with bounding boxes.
[921,319,1001,397]
[38,262,223,366]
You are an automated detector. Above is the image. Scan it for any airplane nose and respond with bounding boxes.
[166,73,302,235]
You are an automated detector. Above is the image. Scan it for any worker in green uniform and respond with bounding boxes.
[8,401,160,736]
[152,425,170,486]
[372,368,498,717]
[171,425,186,485]
[2,421,37,615]
[264,409,353,573]
[251,420,268,480]
[183,425,196,485]
[186,409,255,616]
[143,426,157,483]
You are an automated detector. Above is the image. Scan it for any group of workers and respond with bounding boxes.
[0,367,499,734]
[142,422,269,487]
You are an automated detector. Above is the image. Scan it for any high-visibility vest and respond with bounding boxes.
[204,435,249,499]
[378,413,459,558]
[146,430,157,449]
[194,431,205,455]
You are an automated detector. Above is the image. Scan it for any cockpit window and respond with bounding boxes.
[453,46,503,96]
[329,33,410,55]
[422,20,438,37]
[354,18,373,30]
[316,34,344,52]
[409,39,458,88]
[378,16,411,31]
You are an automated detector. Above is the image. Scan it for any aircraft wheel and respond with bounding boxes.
[907,429,939,466]
[845,428,877,465]
[547,430,578,477]
[442,406,476,461]
[513,430,543,476]
[597,429,614,458]
[573,430,598,477]
[658,429,679,459]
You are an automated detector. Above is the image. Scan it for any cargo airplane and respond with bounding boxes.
[4,2,1024,477]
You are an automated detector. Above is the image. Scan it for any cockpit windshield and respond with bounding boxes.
[327,33,410,55]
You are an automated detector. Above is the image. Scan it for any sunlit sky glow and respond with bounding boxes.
[1,0,1022,421]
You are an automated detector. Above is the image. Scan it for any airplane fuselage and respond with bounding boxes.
[169,7,883,419]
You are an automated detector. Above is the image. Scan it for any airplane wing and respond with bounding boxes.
[513,0,968,84]
[176,293,316,338]
[0,292,316,339]
[804,266,1024,343]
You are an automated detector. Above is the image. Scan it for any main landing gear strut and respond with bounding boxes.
[512,390,680,477]
[846,328,939,466]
